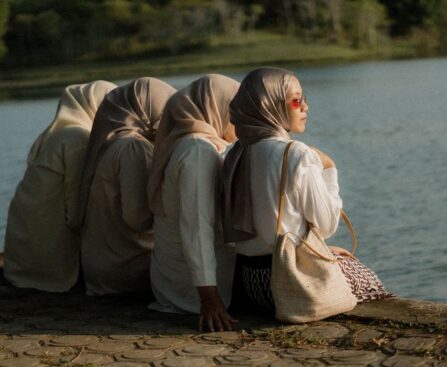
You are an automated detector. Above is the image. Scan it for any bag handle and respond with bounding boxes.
[275,141,294,236]
[275,142,358,259]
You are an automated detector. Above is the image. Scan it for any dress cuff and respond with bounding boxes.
[322,168,338,184]
[322,168,339,193]
[192,271,217,287]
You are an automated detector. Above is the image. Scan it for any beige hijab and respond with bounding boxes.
[148,74,240,216]
[79,77,176,225]
[223,67,294,242]
[28,80,117,162]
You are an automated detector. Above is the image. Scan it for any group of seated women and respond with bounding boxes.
[3,67,391,332]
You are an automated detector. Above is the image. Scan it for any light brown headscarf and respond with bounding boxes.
[28,80,117,162]
[223,67,294,242]
[79,77,176,225]
[148,74,240,216]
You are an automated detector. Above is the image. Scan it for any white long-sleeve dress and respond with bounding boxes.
[149,136,236,314]
[235,137,343,256]
[235,137,391,304]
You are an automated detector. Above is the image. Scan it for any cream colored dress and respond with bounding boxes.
[149,137,236,314]
[81,134,154,296]
[3,81,116,292]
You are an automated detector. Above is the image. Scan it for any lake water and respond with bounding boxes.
[1,58,446,302]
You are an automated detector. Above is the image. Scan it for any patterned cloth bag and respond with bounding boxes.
[271,142,358,323]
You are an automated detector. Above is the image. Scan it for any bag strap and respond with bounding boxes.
[275,141,358,258]
[275,142,294,236]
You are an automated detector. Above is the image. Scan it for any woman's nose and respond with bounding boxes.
[302,102,309,113]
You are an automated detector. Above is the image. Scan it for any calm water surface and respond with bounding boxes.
[1,58,446,302]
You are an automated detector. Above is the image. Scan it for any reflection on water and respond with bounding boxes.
[1,58,446,302]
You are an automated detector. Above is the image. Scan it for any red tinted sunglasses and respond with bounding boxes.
[290,95,307,110]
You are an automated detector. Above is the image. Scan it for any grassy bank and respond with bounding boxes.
[0,31,421,100]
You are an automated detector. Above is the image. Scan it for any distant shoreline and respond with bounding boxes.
[0,32,436,101]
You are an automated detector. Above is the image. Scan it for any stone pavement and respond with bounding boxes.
[0,258,446,366]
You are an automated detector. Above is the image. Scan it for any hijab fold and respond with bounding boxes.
[148,74,240,216]
[28,81,117,163]
[223,67,294,242]
[79,77,176,225]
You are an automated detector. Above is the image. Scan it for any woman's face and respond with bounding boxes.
[286,76,308,134]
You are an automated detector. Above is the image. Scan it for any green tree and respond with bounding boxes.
[344,0,388,48]
[431,0,447,53]
[379,0,433,36]
[5,9,62,61]
[0,0,9,58]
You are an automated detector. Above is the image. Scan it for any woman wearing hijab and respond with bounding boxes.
[80,77,176,296]
[147,74,240,332]
[224,67,391,311]
[3,80,117,292]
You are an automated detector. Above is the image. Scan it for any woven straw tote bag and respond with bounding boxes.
[271,142,358,323]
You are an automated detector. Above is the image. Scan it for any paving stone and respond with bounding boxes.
[103,363,149,367]
[70,324,125,334]
[352,329,386,345]
[129,320,168,331]
[214,350,274,365]
[142,337,187,349]
[0,353,12,362]
[162,326,197,334]
[14,334,48,341]
[49,334,99,346]
[70,352,114,365]
[279,325,310,333]
[152,356,214,367]
[381,355,430,367]
[174,344,228,356]
[392,337,439,353]
[244,340,276,350]
[0,323,27,333]
[0,286,35,298]
[1,339,40,354]
[86,341,134,353]
[270,359,326,367]
[30,319,84,331]
[108,335,144,342]
[116,349,165,361]
[196,331,240,344]
[301,323,350,342]
[323,350,381,365]
[347,298,447,328]
[24,346,75,358]
[0,357,45,367]
[281,348,328,359]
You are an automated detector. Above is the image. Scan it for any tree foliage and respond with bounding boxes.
[1,0,446,65]
[0,0,9,58]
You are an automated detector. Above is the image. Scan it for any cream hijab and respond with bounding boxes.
[148,74,240,216]
[28,80,117,162]
[79,77,176,225]
[223,67,294,242]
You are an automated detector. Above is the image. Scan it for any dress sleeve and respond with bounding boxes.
[177,140,220,287]
[118,138,153,232]
[295,148,343,238]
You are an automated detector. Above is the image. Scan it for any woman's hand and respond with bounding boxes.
[309,146,336,169]
[329,246,356,260]
[197,286,239,332]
